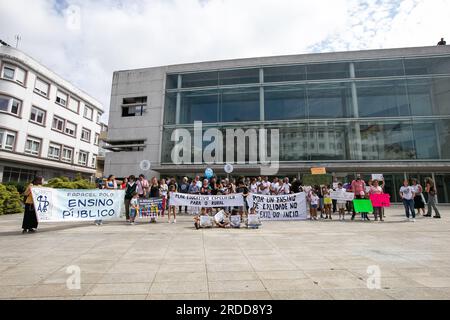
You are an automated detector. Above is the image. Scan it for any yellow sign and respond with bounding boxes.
[311,167,326,175]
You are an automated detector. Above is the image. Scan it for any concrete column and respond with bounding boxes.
[349,62,362,160]
[0,165,4,182]
[260,68,264,121]
[175,74,182,124]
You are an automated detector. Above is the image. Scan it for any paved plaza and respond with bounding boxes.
[1,206,450,300]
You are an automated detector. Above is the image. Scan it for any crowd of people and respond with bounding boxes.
[97,173,442,227]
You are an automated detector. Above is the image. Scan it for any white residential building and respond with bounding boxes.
[0,42,104,183]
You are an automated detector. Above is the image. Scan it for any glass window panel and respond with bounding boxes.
[2,67,14,79]
[166,74,179,90]
[357,80,410,117]
[430,77,450,115]
[264,85,307,120]
[0,96,9,112]
[56,91,68,105]
[354,59,405,78]
[180,90,218,124]
[15,67,26,84]
[307,123,348,160]
[407,77,450,116]
[264,65,306,83]
[163,92,177,124]
[306,62,349,80]
[68,97,79,113]
[412,122,439,159]
[182,71,218,88]
[358,121,415,160]
[10,99,20,115]
[277,126,309,161]
[404,56,450,76]
[219,69,259,86]
[220,87,260,122]
[437,119,450,159]
[307,82,352,118]
[34,78,49,96]
[434,174,450,203]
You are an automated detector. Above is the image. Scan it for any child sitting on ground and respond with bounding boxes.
[246,207,261,229]
[214,208,230,228]
[230,209,241,228]
[194,207,211,229]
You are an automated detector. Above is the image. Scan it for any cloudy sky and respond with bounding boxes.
[1,0,448,122]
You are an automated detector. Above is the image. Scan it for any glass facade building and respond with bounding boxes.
[105,46,450,203]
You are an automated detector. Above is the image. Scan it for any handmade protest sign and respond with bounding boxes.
[31,187,125,222]
[353,199,374,213]
[302,174,332,186]
[330,190,355,201]
[311,167,326,175]
[138,198,163,218]
[371,174,384,181]
[246,193,307,221]
[370,194,391,207]
[169,192,244,207]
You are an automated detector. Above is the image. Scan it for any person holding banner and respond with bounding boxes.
[259,177,270,195]
[124,176,138,222]
[370,180,384,222]
[22,176,43,233]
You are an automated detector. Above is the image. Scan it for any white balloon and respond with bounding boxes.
[224,163,234,174]
[139,160,151,171]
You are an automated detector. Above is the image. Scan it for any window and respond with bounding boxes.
[1,64,26,84]
[264,85,307,121]
[83,105,93,120]
[34,78,49,97]
[68,97,80,113]
[29,107,46,125]
[52,116,65,132]
[81,128,91,142]
[0,95,21,116]
[0,129,15,151]
[25,137,41,156]
[91,155,97,168]
[65,121,76,137]
[48,143,61,160]
[94,133,99,145]
[2,66,14,80]
[122,97,147,117]
[96,112,102,124]
[62,147,73,163]
[56,91,68,106]
[78,151,88,166]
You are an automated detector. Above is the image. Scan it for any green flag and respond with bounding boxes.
[353,199,374,213]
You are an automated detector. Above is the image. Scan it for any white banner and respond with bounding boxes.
[31,187,125,222]
[168,192,244,207]
[330,190,355,201]
[246,193,307,221]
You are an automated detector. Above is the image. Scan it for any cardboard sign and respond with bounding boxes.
[353,199,374,213]
[200,215,212,227]
[311,167,327,175]
[370,194,391,207]
[230,215,241,228]
[330,190,355,201]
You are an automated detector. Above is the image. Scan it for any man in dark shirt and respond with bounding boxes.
[438,38,446,45]
[236,180,249,212]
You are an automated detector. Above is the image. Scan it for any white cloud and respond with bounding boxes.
[0,0,449,122]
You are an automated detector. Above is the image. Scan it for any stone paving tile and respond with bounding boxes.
[149,281,208,294]
[209,291,272,300]
[325,288,394,300]
[1,207,450,299]
[86,283,151,296]
[81,294,147,300]
[269,289,334,300]
[147,293,209,300]
[207,272,259,281]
